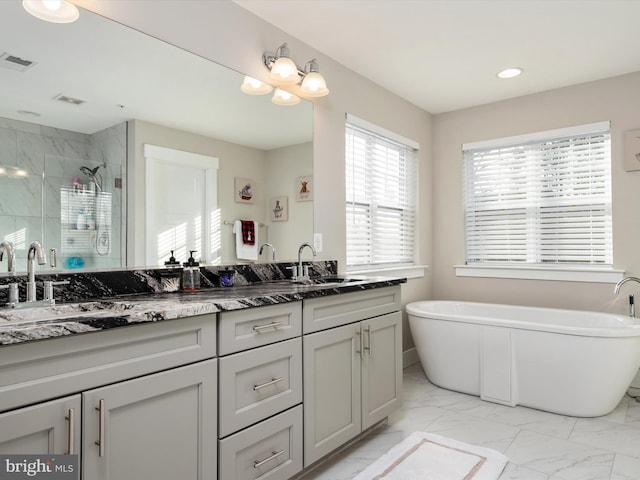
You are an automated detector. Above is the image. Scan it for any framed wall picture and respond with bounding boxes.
[624,129,640,172]
[270,196,288,221]
[295,175,313,201]
[235,177,255,203]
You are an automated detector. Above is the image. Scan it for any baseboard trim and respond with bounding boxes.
[403,347,419,369]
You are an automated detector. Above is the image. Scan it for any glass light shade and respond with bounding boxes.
[272,88,300,106]
[300,72,329,97]
[269,57,301,85]
[23,0,79,23]
[240,76,273,95]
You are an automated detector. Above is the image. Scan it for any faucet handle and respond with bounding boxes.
[286,266,299,280]
[49,248,57,268]
[42,280,70,303]
[0,283,19,305]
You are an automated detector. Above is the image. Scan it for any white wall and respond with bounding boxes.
[81,0,434,353]
[433,72,640,316]
[264,142,313,262]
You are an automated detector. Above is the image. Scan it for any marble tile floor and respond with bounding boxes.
[301,364,640,480]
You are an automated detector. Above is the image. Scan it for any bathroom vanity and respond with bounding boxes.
[0,267,404,480]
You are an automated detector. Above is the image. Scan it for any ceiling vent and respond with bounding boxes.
[0,52,36,72]
[53,94,86,106]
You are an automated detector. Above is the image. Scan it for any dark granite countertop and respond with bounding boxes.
[0,275,405,346]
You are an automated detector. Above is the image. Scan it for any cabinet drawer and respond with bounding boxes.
[218,302,301,355]
[0,314,216,413]
[303,286,401,333]
[219,405,302,480]
[219,338,302,437]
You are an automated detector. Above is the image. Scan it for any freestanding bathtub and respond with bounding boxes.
[406,301,640,417]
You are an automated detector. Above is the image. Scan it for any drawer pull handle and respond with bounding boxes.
[253,377,284,391]
[65,408,75,455]
[253,449,285,468]
[95,399,105,458]
[252,321,284,332]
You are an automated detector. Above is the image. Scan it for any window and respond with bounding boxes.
[462,121,612,268]
[345,115,418,270]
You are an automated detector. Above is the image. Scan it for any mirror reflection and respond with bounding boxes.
[0,3,313,275]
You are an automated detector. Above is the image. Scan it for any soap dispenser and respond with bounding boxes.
[164,250,180,269]
[182,250,200,291]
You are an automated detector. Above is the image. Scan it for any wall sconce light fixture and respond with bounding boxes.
[240,43,330,104]
[23,0,79,23]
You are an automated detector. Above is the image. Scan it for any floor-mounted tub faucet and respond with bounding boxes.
[613,277,640,317]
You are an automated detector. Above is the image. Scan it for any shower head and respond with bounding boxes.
[79,165,103,191]
[80,165,100,176]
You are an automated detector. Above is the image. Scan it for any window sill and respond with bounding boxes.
[454,264,624,283]
[347,265,426,280]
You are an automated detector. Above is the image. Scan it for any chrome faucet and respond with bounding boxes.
[0,240,19,305]
[0,241,15,274]
[259,243,276,261]
[296,242,317,280]
[613,277,640,317]
[26,241,46,302]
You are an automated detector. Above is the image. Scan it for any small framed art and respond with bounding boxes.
[270,196,288,221]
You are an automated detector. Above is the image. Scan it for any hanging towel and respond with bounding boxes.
[241,220,255,245]
[233,220,258,261]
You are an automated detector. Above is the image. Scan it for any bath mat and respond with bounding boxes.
[354,431,508,480]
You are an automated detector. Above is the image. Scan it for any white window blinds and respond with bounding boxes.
[463,121,612,266]
[346,117,418,269]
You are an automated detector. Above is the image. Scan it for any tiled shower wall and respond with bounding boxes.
[0,116,125,271]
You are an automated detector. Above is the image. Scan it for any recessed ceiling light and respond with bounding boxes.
[22,0,79,23]
[497,67,523,79]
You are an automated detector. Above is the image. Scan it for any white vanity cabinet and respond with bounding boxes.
[302,287,403,467]
[217,302,303,480]
[0,314,218,480]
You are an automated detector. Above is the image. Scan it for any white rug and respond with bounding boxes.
[354,431,508,480]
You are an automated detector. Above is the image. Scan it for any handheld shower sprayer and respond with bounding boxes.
[79,164,104,192]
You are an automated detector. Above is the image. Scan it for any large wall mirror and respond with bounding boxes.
[0,3,313,275]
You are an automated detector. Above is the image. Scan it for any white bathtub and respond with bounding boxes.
[406,300,640,417]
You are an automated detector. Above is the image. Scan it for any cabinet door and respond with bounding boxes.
[303,323,361,467]
[361,312,403,430]
[82,359,217,480]
[0,395,81,455]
